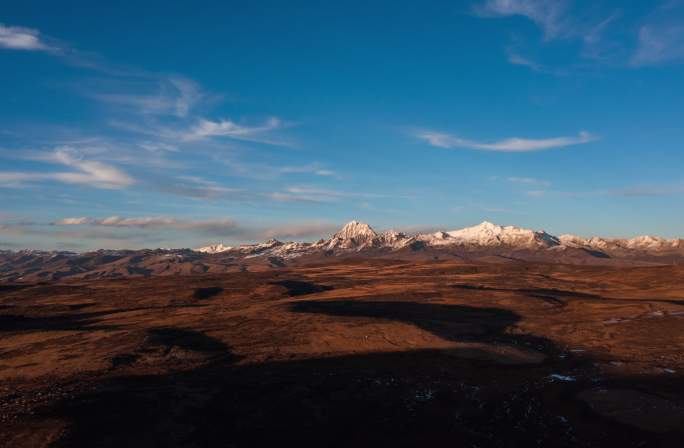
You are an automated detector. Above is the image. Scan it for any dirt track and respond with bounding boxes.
[1,260,684,447]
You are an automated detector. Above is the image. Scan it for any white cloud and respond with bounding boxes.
[48,148,136,189]
[53,215,240,236]
[272,186,347,203]
[416,130,596,152]
[0,24,54,51]
[95,216,178,227]
[54,217,93,225]
[507,51,545,71]
[475,0,570,39]
[181,117,284,143]
[507,177,551,186]
[258,222,340,240]
[162,175,242,199]
[522,182,684,198]
[48,215,339,243]
[91,77,205,118]
[117,116,289,147]
[631,24,684,66]
[138,141,179,153]
[0,147,135,189]
[0,172,43,187]
[269,186,395,204]
[476,1,628,69]
[505,48,569,75]
[279,163,336,177]
[268,192,329,203]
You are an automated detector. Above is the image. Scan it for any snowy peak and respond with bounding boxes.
[379,230,408,245]
[626,235,676,250]
[560,234,682,252]
[193,220,683,259]
[196,243,232,254]
[333,220,378,241]
[446,221,559,248]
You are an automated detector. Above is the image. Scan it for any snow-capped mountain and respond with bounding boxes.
[559,234,682,252]
[445,221,560,248]
[2,220,683,282]
[196,243,233,254]
[325,220,379,250]
[332,220,377,241]
[194,220,684,261]
[322,221,413,251]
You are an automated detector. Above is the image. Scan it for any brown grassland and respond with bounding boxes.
[1,259,683,447]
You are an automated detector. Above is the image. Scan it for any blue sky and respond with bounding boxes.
[1,0,683,250]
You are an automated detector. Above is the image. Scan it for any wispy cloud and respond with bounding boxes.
[631,24,684,66]
[506,47,569,75]
[416,130,596,152]
[0,23,56,51]
[269,186,390,203]
[115,116,290,147]
[475,0,570,39]
[0,147,135,189]
[258,222,340,240]
[157,175,242,200]
[53,217,92,225]
[524,182,684,198]
[507,51,546,71]
[617,183,684,197]
[48,215,340,244]
[181,117,285,143]
[279,163,336,177]
[268,191,333,203]
[482,206,528,214]
[507,177,551,187]
[47,148,136,189]
[475,1,632,70]
[90,77,206,118]
[53,215,240,236]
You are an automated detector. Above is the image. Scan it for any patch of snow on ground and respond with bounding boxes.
[548,374,576,382]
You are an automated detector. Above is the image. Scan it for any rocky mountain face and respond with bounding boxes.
[2,221,683,282]
[198,220,683,257]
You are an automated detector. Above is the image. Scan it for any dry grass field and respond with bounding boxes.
[1,259,683,447]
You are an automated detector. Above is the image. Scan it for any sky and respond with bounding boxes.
[1,0,684,250]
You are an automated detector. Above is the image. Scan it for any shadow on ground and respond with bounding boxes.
[5,299,684,447]
[271,280,334,296]
[193,287,224,300]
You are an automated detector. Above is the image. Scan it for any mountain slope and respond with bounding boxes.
[1,220,683,282]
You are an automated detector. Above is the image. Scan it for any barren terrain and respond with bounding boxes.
[1,259,683,447]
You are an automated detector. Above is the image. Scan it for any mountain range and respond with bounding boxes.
[2,221,682,282]
[197,220,683,256]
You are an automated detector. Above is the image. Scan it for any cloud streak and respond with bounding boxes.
[91,77,206,118]
[0,147,135,189]
[53,215,240,236]
[0,23,55,51]
[524,182,684,199]
[181,117,285,144]
[631,24,684,66]
[507,177,551,187]
[475,1,636,70]
[269,186,392,204]
[49,215,341,243]
[156,176,242,200]
[416,130,596,152]
[475,0,570,39]
[279,163,336,177]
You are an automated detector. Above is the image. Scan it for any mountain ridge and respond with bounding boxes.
[198,220,683,255]
[2,220,683,282]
